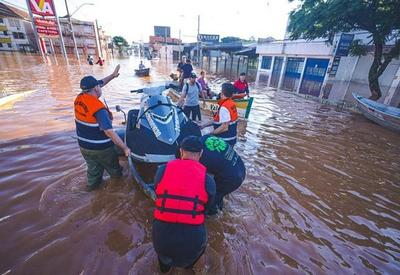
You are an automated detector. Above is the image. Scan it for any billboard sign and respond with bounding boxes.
[198,34,219,43]
[154,26,171,38]
[29,0,56,16]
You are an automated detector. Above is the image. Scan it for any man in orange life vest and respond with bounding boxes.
[74,65,131,190]
[200,82,239,145]
[152,136,216,273]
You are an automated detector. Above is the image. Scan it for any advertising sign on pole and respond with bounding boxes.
[26,0,67,58]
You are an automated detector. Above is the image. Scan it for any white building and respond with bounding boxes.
[0,2,36,52]
[256,32,400,107]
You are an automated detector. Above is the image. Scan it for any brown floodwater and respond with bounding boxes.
[0,53,399,275]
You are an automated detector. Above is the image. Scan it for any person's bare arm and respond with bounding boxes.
[104,129,131,157]
[101,65,120,86]
[178,88,187,107]
[211,122,229,135]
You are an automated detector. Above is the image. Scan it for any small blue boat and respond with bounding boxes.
[353,93,400,133]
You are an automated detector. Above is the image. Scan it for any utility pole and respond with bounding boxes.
[95,19,102,57]
[52,1,67,60]
[25,0,45,59]
[197,15,200,65]
[64,0,80,61]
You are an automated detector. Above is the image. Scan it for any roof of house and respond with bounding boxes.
[0,1,30,20]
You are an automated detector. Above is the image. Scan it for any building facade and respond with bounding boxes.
[0,2,36,52]
[49,18,99,57]
[256,32,400,107]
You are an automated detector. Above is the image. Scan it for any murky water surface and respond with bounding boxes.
[0,53,399,274]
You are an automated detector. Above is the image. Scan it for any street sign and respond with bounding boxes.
[198,34,219,43]
[335,33,355,57]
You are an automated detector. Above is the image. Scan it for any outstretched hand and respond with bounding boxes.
[112,64,120,78]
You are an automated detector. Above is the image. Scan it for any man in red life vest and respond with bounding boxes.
[74,65,131,190]
[233,72,250,99]
[200,83,239,145]
[152,136,216,273]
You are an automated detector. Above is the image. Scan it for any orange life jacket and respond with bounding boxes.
[154,159,208,225]
[74,93,113,150]
[213,98,238,145]
[213,98,238,122]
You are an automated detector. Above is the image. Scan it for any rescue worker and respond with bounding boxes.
[199,135,246,215]
[152,136,216,273]
[74,65,131,190]
[233,72,250,98]
[200,83,238,145]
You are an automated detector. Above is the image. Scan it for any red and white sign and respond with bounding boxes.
[34,17,59,36]
[29,0,56,16]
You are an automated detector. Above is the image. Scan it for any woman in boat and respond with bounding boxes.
[139,61,146,70]
[233,72,249,99]
[197,71,212,98]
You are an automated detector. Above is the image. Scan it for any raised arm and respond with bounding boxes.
[101,65,120,86]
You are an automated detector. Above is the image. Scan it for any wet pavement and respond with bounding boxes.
[0,53,399,274]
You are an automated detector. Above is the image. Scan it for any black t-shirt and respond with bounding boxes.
[199,135,245,181]
[181,63,193,78]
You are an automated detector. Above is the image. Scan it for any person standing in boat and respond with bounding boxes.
[197,71,212,98]
[74,65,131,191]
[152,136,216,273]
[179,59,194,88]
[178,72,205,122]
[233,72,250,98]
[200,83,238,145]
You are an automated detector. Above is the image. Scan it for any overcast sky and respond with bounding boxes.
[11,0,298,42]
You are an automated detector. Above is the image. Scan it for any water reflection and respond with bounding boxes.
[0,53,399,274]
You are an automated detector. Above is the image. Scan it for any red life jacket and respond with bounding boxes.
[154,159,208,225]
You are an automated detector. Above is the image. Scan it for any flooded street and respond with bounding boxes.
[0,53,399,274]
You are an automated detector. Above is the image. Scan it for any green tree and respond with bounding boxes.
[221,36,242,43]
[287,0,400,100]
[112,36,129,53]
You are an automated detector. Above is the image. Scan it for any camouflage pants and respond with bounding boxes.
[80,146,122,188]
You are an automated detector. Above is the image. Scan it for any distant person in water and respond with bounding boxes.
[96,57,104,66]
[139,61,146,70]
[233,72,249,98]
[87,55,94,65]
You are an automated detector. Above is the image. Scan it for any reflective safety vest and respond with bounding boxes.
[154,159,208,225]
[213,98,238,145]
[74,92,113,150]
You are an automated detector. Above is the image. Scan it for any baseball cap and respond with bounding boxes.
[180,136,202,152]
[80,76,102,91]
[190,72,197,78]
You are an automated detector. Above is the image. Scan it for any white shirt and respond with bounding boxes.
[218,106,231,123]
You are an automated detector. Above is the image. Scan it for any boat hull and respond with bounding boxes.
[168,88,254,119]
[135,68,150,77]
[353,93,400,133]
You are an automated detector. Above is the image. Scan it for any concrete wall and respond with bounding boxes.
[327,55,400,104]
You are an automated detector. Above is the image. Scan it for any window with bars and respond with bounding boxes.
[261,56,272,70]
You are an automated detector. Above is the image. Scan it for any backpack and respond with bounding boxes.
[185,82,201,93]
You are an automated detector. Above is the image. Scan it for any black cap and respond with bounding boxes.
[221,82,235,97]
[180,136,202,152]
[80,76,101,91]
[190,72,197,78]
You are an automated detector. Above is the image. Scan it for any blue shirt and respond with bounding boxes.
[94,109,112,130]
